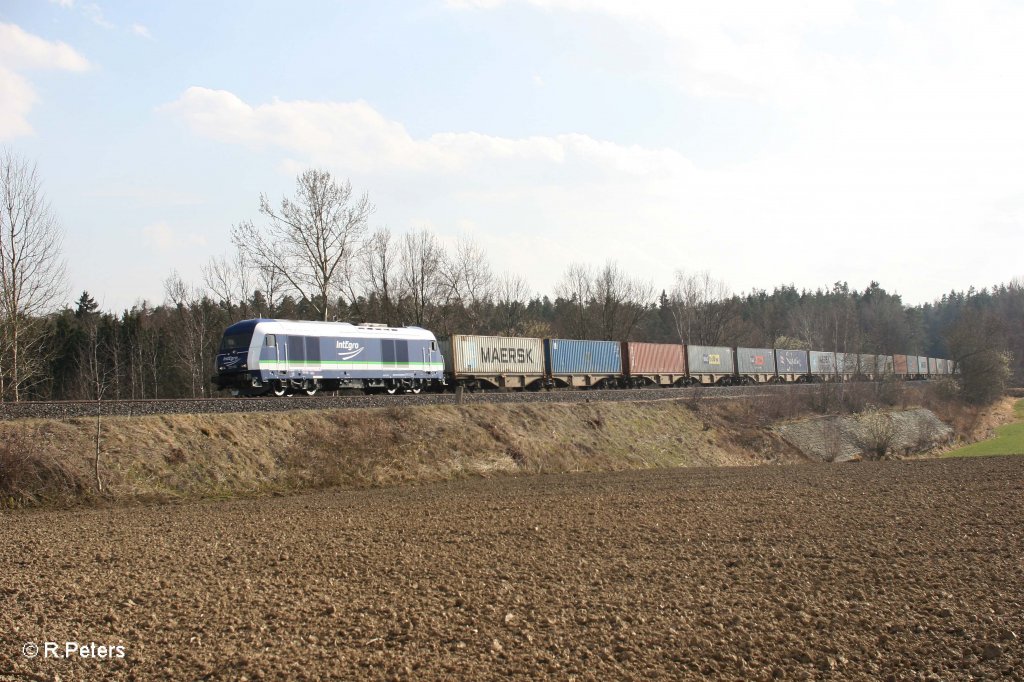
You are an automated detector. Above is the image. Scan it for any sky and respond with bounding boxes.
[1,0,1023,312]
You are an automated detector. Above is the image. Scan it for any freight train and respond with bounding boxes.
[212,319,954,396]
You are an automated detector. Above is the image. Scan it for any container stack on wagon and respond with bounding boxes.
[686,345,735,385]
[622,342,687,387]
[775,349,809,382]
[544,339,623,388]
[440,335,546,390]
[736,347,776,384]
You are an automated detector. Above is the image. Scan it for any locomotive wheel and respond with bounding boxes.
[271,381,287,397]
[408,382,422,395]
[385,383,398,395]
[304,383,319,396]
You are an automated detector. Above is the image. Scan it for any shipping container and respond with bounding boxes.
[809,351,836,375]
[918,356,929,374]
[928,357,938,374]
[686,345,735,376]
[736,347,776,375]
[857,353,876,376]
[893,354,909,374]
[906,355,919,375]
[835,352,856,375]
[545,338,622,388]
[622,342,686,386]
[775,349,809,377]
[876,355,894,376]
[947,359,955,374]
[440,335,545,389]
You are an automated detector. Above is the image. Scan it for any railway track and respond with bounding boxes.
[0,383,853,420]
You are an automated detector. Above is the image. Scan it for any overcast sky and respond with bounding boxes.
[2,0,1023,312]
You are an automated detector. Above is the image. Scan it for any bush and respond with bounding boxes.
[959,350,1012,405]
[0,431,82,506]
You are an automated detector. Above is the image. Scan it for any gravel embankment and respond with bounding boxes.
[0,383,827,420]
[1,456,1021,680]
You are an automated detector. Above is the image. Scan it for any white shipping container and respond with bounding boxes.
[441,335,545,376]
[809,351,836,374]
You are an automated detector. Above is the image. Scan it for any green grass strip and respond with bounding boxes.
[944,399,1024,457]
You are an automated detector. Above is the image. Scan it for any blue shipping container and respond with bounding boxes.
[775,349,809,373]
[544,339,622,375]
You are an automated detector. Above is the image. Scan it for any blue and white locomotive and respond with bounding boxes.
[213,319,445,396]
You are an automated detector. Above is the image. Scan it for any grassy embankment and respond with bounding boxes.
[0,398,808,508]
[943,399,1024,457]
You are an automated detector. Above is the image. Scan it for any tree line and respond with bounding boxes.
[1,156,1018,403]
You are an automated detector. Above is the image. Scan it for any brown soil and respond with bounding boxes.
[2,456,1022,680]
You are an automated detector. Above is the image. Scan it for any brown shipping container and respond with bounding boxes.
[893,354,909,373]
[623,342,686,375]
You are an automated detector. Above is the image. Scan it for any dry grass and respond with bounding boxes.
[0,400,765,507]
[0,384,1000,508]
[0,428,86,506]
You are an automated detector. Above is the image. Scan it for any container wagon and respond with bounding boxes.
[686,345,735,385]
[775,349,809,382]
[736,347,776,384]
[622,342,687,387]
[440,335,546,390]
[809,351,837,381]
[545,338,622,388]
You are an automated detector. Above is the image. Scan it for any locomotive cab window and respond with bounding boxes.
[430,341,437,351]
[264,334,276,347]
[220,332,252,352]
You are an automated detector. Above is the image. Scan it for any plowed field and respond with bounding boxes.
[3,457,1022,680]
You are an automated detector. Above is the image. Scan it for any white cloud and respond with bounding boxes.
[0,23,90,141]
[162,1,1024,302]
[131,23,152,39]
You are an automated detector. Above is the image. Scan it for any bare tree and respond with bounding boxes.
[356,227,401,325]
[591,261,652,340]
[555,262,596,338]
[398,228,446,329]
[0,150,67,401]
[164,271,213,398]
[493,271,532,336]
[668,270,734,345]
[78,311,115,491]
[553,261,651,340]
[202,250,252,315]
[232,170,372,321]
[441,236,495,334]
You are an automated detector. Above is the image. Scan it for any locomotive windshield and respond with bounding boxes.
[219,332,252,352]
